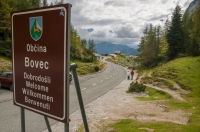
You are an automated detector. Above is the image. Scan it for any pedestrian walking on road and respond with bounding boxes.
[130,70,134,80]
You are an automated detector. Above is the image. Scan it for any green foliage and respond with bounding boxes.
[0,0,13,58]
[141,76,175,90]
[88,39,97,61]
[152,56,200,95]
[188,5,200,56]
[42,0,48,7]
[128,81,146,93]
[166,5,185,60]
[138,87,172,101]
[158,36,169,61]
[114,54,136,68]
[76,124,84,132]
[0,55,12,73]
[0,0,11,33]
[71,60,105,75]
[109,119,200,132]
[137,3,200,68]
[32,0,41,8]
[137,24,162,68]
[181,3,200,56]
[94,66,100,72]
[70,25,96,62]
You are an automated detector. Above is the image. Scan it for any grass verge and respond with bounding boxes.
[137,87,172,101]
[109,119,200,132]
[71,60,106,75]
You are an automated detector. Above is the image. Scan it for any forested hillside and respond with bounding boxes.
[0,0,96,62]
[137,0,200,68]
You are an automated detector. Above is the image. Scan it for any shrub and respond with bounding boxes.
[128,81,146,93]
[94,66,100,71]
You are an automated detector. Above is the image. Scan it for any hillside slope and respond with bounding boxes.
[0,56,12,73]
[152,56,200,95]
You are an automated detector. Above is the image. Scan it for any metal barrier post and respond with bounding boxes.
[70,63,89,132]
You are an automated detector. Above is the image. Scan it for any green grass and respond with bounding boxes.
[70,60,105,75]
[108,56,200,131]
[76,124,84,132]
[108,54,136,68]
[141,76,175,90]
[0,55,12,73]
[137,87,172,101]
[109,119,200,132]
[162,79,175,90]
[153,57,200,94]
[150,57,200,126]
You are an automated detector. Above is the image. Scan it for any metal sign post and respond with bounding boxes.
[44,116,52,132]
[21,108,25,132]
[70,63,89,132]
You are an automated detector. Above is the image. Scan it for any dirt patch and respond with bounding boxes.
[43,72,191,132]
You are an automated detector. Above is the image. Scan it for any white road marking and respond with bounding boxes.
[81,88,86,90]
[93,84,96,86]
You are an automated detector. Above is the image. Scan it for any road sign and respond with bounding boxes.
[11,4,71,123]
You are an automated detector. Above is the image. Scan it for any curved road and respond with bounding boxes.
[0,62,126,132]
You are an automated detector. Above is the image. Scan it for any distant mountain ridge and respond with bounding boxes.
[95,42,138,56]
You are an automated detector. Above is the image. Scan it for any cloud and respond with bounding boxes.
[91,29,107,37]
[149,14,169,21]
[46,0,194,47]
[161,0,167,4]
[89,19,121,26]
[114,24,140,38]
[104,1,126,7]
[183,1,192,9]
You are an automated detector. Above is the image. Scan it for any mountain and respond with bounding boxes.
[95,42,138,56]
[187,0,200,15]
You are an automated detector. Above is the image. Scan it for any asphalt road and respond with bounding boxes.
[0,62,127,132]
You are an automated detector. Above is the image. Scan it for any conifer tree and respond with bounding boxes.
[88,39,96,61]
[31,0,41,8]
[0,0,12,57]
[42,0,48,7]
[137,24,162,67]
[166,5,184,60]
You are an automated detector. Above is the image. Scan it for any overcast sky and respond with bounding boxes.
[47,0,193,48]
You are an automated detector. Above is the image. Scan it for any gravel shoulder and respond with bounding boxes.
[43,71,191,132]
